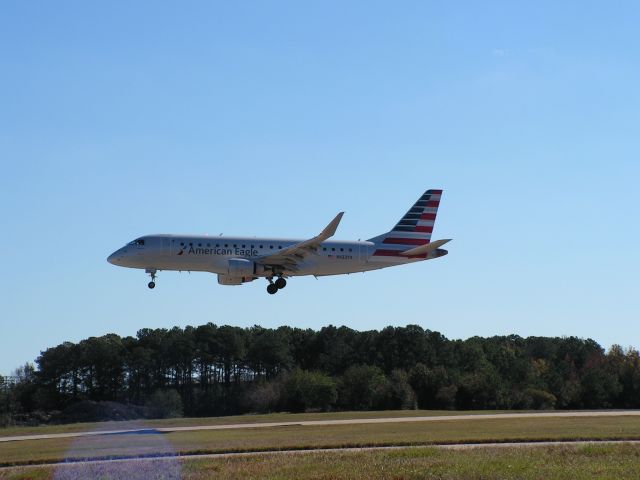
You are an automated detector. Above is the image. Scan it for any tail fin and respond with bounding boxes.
[368,189,443,255]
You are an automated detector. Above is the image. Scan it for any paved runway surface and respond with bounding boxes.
[1,410,639,443]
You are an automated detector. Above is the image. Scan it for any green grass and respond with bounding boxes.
[1,415,639,466]
[2,444,640,479]
[0,409,519,438]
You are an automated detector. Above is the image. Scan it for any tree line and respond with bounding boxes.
[2,324,639,425]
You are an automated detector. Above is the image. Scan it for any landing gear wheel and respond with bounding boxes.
[146,269,157,289]
[267,283,278,295]
[275,277,287,289]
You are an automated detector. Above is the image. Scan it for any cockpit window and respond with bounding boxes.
[128,238,145,246]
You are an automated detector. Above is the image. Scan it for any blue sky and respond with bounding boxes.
[1,2,639,375]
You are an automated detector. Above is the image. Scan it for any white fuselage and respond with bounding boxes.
[107,234,437,278]
[107,189,449,292]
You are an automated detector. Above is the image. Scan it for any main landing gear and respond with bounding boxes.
[266,276,287,294]
[146,269,157,289]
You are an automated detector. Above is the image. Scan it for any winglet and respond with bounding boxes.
[319,212,344,240]
[399,238,451,256]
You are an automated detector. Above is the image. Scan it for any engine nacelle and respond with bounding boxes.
[217,274,255,286]
[227,258,255,277]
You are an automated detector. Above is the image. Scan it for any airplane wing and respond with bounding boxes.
[399,238,451,256]
[254,212,344,271]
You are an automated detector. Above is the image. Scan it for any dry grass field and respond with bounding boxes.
[1,413,639,466]
[2,444,640,480]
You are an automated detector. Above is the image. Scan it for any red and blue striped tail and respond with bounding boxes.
[368,189,443,258]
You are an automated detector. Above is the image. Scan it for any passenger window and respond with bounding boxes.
[331,248,335,251]
[242,245,245,248]
[270,245,274,249]
[260,245,263,249]
[340,248,344,252]
[224,244,228,248]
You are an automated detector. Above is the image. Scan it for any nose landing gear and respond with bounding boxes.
[146,269,157,289]
[266,276,287,294]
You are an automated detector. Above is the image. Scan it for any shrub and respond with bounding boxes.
[338,365,389,410]
[51,400,147,423]
[145,389,183,419]
[282,369,337,412]
[435,385,458,409]
[525,388,557,409]
[387,369,417,410]
[244,381,282,413]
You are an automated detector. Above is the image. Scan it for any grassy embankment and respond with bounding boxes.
[2,444,640,480]
[1,414,639,466]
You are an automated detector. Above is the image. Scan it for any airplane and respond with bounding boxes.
[107,189,450,294]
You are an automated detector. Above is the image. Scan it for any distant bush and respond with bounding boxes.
[524,388,557,410]
[51,400,148,424]
[338,365,390,410]
[386,369,417,410]
[281,369,337,412]
[435,385,458,409]
[244,381,281,413]
[145,389,183,419]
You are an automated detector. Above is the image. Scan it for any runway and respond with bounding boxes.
[1,410,639,443]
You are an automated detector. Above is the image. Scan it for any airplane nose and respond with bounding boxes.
[107,250,123,265]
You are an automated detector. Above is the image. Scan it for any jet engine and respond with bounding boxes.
[227,258,255,277]
[217,274,256,286]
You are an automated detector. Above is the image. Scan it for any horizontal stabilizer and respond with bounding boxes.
[399,239,451,256]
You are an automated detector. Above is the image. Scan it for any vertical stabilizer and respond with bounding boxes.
[368,189,443,258]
